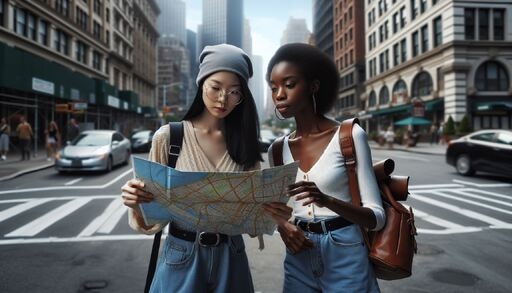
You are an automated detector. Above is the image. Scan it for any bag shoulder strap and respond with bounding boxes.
[271,136,285,166]
[339,118,362,206]
[145,121,184,293]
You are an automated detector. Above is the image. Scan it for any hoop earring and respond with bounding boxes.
[274,106,285,120]
[312,93,317,114]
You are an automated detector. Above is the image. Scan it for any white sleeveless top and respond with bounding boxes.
[280,124,385,230]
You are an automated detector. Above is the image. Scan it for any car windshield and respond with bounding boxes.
[72,133,111,146]
[132,131,151,139]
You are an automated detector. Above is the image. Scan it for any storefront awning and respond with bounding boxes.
[474,102,512,111]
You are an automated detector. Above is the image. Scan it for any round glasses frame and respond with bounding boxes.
[203,84,243,105]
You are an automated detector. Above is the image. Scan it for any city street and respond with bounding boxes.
[1,149,512,292]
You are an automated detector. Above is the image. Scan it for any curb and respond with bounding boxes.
[0,163,55,182]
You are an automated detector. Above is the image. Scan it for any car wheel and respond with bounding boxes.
[106,157,113,172]
[455,154,475,176]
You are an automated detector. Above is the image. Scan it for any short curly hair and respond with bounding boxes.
[266,43,339,115]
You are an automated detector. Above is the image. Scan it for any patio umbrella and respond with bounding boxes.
[394,116,431,126]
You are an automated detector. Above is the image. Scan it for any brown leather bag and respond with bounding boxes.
[340,118,417,280]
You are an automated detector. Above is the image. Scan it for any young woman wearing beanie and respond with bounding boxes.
[121,44,263,292]
[264,43,385,292]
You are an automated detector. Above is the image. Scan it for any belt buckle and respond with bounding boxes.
[198,232,220,247]
[306,222,313,233]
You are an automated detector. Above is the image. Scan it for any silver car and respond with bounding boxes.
[55,130,131,173]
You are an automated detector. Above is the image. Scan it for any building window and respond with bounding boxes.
[75,41,88,64]
[393,43,400,66]
[93,21,101,39]
[94,0,101,16]
[493,9,505,41]
[379,52,384,73]
[400,38,407,62]
[54,29,69,55]
[478,9,489,40]
[368,91,377,107]
[38,20,48,46]
[420,0,427,14]
[421,24,428,53]
[412,31,419,57]
[0,0,4,27]
[14,8,26,36]
[410,0,417,20]
[56,0,69,17]
[412,71,433,97]
[400,6,406,28]
[475,61,509,91]
[92,51,102,70]
[392,80,408,103]
[393,12,399,33]
[464,8,475,40]
[379,86,390,105]
[76,7,88,30]
[433,16,442,47]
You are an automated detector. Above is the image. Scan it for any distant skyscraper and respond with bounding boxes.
[250,55,265,120]
[157,0,186,45]
[201,0,244,50]
[313,0,334,58]
[243,18,253,56]
[281,17,311,45]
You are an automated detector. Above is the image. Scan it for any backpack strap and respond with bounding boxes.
[144,121,183,293]
[339,118,361,207]
[271,136,285,166]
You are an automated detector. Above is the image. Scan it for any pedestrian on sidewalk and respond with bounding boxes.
[264,43,384,292]
[67,118,80,142]
[121,44,266,293]
[384,126,395,149]
[430,123,439,145]
[0,117,10,160]
[16,116,33,160]
[45,121,61,161]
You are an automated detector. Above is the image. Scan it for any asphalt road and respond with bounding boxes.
[1,150,512,292]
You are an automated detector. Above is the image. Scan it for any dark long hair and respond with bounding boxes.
[182,75,263,169]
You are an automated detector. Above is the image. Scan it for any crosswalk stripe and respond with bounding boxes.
[0,198,52,223]
[5,198,92,237]
[78,199,124,237]
[428,190,512,215]
[97,201,127,234]
[413,193,510,226]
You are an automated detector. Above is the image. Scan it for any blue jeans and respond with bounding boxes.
[283,224,380,293]
[149,233,254,293]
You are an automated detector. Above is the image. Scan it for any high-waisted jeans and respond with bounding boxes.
[283,224,380,293]
[149,233,254,293]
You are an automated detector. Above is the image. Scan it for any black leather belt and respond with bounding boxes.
[169,222,228,247]
[294,217,352,234]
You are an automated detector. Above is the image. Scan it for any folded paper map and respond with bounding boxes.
[132,157,299,235]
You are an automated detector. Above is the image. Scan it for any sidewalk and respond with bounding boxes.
[0,148,55,182]
[0,141,447,183]
[369,140,447,156]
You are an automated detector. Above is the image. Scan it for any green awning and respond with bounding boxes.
[367,104,411,116]
[424,99,443,111]
[474,102,512,111]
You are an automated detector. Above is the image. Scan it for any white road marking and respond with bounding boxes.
[413,193,510,227]
[409,184,464,190]
[5,198,92,237]
[453,179,512,188]
[64,178,83,186]
[0,169,133,195]
[78,199,125,237]
[0,198,52,223]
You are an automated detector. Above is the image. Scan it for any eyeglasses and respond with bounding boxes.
[204,84,243,105]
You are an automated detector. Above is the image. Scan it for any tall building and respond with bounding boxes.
[312,0,334,58]
[132,0,159,108]
[332,0,365,120]
[201,0,243,50]
[280,17,311,45]
[362,0,512,132]
[250,55,265,120]
[156,0,186,46]
[242,18,252,56]
[0,0,153,140]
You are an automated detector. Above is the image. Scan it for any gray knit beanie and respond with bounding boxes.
[196,44,253,85]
